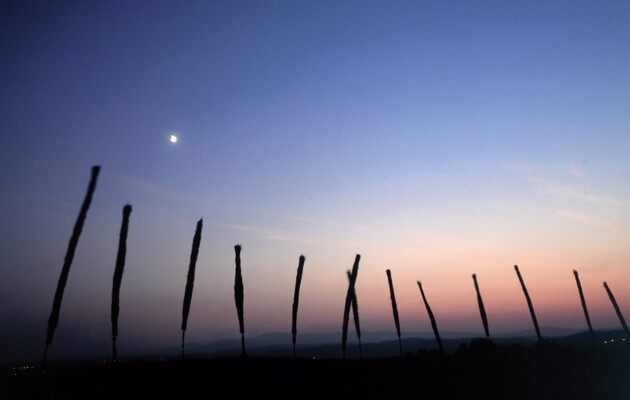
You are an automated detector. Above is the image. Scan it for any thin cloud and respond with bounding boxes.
[557,210,589,222]
[209,222,327,248]
[556,210,617,232]
[528,176,620,206]
[568,164,584,178]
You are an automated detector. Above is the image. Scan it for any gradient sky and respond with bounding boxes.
[1,0,629,362]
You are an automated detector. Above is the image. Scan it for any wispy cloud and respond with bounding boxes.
[511,162,619,206]
[557,210,588,222]
[557,210,617,232]
[209,222,327,248]
[528,176,620,206]
[568,164,584,178]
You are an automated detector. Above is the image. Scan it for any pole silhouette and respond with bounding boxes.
[514,265,542,342]
[604,281,630,339]
[342,254,361,359]
[43,165,101,370]
[347,270,363,359]
[417,281,443,352]
[291,255,306,358]
[386,269,403,356]
[472,274,490,339]
[111,204,132,362]
[181,219,203,359]
[234,245,246,356]
[573,270,596,347]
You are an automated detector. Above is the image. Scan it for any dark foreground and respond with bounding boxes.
[3,341,630,399]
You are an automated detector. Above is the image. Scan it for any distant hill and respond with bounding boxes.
[158,327,613,359]
[9,327,621,363]
[492,326,583,338]
[555,329,628,348]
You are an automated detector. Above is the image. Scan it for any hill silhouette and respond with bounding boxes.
[4,340,629,399]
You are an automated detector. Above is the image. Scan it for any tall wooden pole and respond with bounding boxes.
[386,269,403,356]
[573,270,596,347]
[417,281,443,352]
[472,274,490,339]
[342,254,361,359]
[514,265,543,342]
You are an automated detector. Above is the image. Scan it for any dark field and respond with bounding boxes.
[4,341,630,400]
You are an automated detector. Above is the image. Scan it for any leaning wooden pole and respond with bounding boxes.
[347,270,363,359]
[514,265,543,342]
[234,245,246,356]
[417,281,443,352]
[342,254,361,359]
[111,204,132,362]
[386,269,403,356]
[472,274,490,339]
[603,281,630,339]
[42,165,101,370]
[291,255,306,358]
[180,219,203,360]
[573,270,596,347]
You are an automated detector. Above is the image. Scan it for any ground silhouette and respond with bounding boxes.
[5,340,629,399]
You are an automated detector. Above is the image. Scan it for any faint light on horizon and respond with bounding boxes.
[169,134,178,143]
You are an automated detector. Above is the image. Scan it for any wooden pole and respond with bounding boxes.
[342,255,361,359]
[604,281,630,339]
[417,281,443,352]
[386,269,403,356]
[514,265,543,342]
[573,270,596,347]
[291,255,306,358]
[472,274,490,339]
[43,166,101,370]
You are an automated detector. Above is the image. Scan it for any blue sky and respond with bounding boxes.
[1,1,629,361]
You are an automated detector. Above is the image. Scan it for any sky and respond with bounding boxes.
[1,0,629,362]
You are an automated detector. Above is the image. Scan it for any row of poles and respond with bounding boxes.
[41,166,629,370]
[381,264,629,357]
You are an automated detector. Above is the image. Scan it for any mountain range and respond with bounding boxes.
[163,327,626,359]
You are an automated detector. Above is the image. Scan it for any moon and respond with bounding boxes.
[169,134,178,143]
